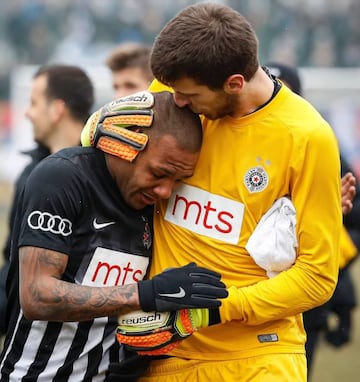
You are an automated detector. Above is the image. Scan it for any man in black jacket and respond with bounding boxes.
[0,64,94,336]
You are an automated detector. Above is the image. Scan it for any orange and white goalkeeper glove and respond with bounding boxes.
[116,308,221,355]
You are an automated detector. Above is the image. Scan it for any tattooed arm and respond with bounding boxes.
[19,246,227,322]
[19,246,141,322]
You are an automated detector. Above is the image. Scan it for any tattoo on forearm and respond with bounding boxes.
[20,247,141,321]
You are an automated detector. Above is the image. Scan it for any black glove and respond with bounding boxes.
[106,352,151,382]
[138,262,228,312]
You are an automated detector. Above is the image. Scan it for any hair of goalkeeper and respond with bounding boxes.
[150,2,259,90]
[144,91,203,154]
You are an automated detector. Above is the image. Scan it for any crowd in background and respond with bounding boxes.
[0,0,359,129]
[0,0,360,95]
[0,1,358,178]
[0,1,359,380]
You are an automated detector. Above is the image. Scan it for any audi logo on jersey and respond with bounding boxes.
[165,184,245,244]
[27,210,72,237]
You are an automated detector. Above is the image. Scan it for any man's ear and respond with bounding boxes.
[223,74,244,94]
[50,99,66,123]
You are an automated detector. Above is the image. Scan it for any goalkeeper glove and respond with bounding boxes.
[81,91,154,162]
[117,307,221,356]
[138,262,228,312]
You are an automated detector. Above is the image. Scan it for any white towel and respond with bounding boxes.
[245,197,298,278]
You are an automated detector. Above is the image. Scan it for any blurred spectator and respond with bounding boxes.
[0,64,94,337]
[106,42,153,99]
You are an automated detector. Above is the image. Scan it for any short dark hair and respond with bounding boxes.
[147,91,202,153]
[106,42,153,82]
[34,64,94,123]
[151,2,259,89]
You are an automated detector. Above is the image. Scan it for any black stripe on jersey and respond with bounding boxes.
[83,321,119,381]
[83,343,102,382]
[83,333,103,381]
[109,337,120,363]
[24,321,62,379]
[0,315,33,381]
[53,320,94,382]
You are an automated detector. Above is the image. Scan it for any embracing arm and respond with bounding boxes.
[220,124,342,325]
[19,246,140,321]
[19,247,228,322]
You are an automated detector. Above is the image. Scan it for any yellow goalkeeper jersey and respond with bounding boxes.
[149,81,342,360]
[339,225,357,269]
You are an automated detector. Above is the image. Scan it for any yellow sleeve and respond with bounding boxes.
[220,123,342,326]
[148,79,173,93]
[338,225,357,269]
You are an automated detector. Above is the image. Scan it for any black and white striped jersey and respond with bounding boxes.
[0,147,153,381]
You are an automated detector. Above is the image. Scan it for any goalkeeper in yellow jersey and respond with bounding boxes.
[266,62,359,380]
[113,3,346,382]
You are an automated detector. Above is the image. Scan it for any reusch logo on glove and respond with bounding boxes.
[108,92,153,108]
[119,311,164,327]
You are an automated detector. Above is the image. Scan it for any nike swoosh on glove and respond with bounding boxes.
[138,262,228,312]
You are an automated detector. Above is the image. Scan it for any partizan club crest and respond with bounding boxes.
[244,166,269,193]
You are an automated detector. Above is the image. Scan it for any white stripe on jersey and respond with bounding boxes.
[67,317,110,382]
[2,313,115,381]
[37,321,78,382]
[2,314,49,380]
